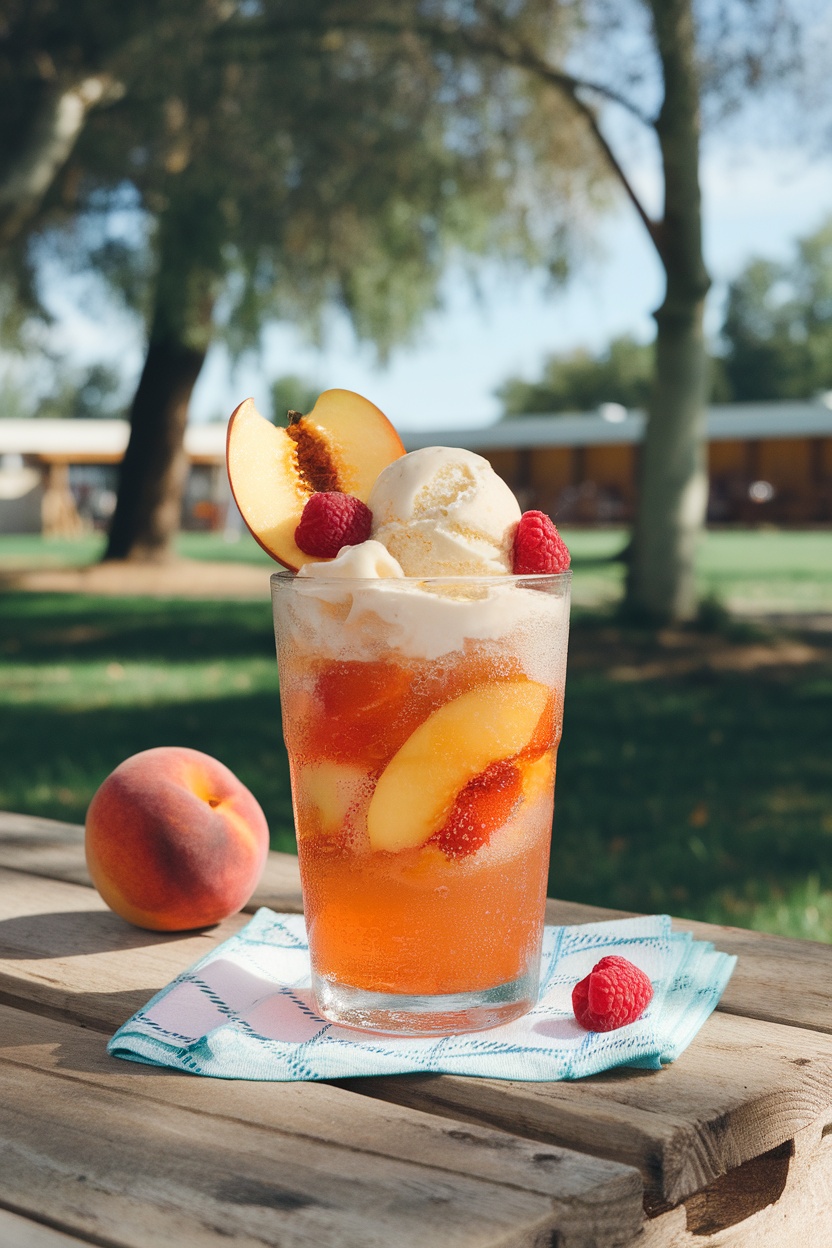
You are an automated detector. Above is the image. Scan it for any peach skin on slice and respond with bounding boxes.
[226,390,405,570]
[367,679,549,852]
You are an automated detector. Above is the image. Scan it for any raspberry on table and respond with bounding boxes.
[295,492,373,559]
[572,955,653,1032]
[512,511,571,575]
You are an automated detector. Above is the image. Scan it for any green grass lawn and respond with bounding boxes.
[0,593,295,852]
[1,573,830,941]
[554,631,832,939]
[3,527,832,611]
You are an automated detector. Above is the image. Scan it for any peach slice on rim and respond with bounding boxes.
[226,389,405,570]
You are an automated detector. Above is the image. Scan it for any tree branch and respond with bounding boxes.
[213,10,662,256]
[485,33,661,252]
[0,74,124,248]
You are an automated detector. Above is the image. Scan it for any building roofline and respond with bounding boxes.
[402,400,832,451]
[1,399,830,460]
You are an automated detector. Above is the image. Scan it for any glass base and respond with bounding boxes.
[313,968,539,1036]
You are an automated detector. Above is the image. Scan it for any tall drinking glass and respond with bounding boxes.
[272,569,571,1034]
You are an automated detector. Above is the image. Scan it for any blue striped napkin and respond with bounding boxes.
[108,909,736,1081]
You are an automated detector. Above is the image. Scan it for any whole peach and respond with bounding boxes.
[85,747,269,931]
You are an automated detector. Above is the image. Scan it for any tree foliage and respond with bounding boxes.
[270,375,324,423]
[0,0,223,250]
[496,213,832,419]
[497,335,655,415]
[16,2,605,351]
[1,0,821,597]
[0,2,612,558]
[74,2,607,559]
[720,215,832,401]
[496,332,737,416]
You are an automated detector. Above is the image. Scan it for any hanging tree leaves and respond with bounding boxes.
[15,1,607,561]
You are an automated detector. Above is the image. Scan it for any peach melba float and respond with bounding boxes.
[228,384,571,1032]
[85,747,269,931]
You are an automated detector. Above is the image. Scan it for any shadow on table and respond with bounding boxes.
[0,909,214,958]
[0,980,162,1037]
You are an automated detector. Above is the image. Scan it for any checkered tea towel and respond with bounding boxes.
[108,909,735,1081]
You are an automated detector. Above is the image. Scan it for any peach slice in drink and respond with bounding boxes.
[366,678,550,852]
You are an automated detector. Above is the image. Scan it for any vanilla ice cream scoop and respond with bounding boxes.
[368,446,521,576]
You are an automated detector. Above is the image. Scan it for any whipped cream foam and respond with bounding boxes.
[298,540,405,581]
[285,539,568,675]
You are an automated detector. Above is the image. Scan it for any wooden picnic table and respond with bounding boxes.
[2,809,832,1247]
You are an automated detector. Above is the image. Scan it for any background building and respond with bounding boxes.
[1,398,831,536]
[0,421,229,536]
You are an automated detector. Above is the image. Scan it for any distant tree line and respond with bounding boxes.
[498,215,832,417]
[721,216,832,403]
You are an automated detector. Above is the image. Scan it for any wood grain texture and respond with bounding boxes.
[0,1061,566,1248]
[0,1003,643,1248]
[0,812,90,887]
[547,897,832,1039]
[0,1005,643,1248]
[0,866,248,1030]
[247,850,304,914]
[0,810,304,912]
[344,1009,832,1207]
[3,867,832,1211]
[5,816,832,1239]
[0,1209,93,1248]
[634,1115,832,1247]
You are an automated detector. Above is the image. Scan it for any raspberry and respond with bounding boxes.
[431,761,523,859]
[512,511,570,575]
[572,956,653,1032]
[295,492,373,559]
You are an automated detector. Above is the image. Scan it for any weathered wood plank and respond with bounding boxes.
[548,898,832,1040]
[345,1009,832,1208]
[635,1114,832,1247]
[0,1209,93,1248]
[249,849,305,914]
[0,810,303,912]
[0,1004,643,1248]
[0,812,90,887]
[0,866,247,1029]
[0,1059,568,1248]
[2,867,832,1211]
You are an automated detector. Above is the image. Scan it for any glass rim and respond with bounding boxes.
[270,567,572,588]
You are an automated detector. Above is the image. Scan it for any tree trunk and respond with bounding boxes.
[626,0,711,622]
[103,337,207,562]
[104,197,218,563]
[0,75,117,248]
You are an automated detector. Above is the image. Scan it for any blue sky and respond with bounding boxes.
[42,141,832,432]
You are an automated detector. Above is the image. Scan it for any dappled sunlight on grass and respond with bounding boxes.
[0,688,296,854]
[1,657,276,709]
[704,876,832,943]
[551,648,832,937]
[3,529,832,612]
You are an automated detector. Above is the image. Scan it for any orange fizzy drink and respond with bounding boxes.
[272,570,570,1034]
